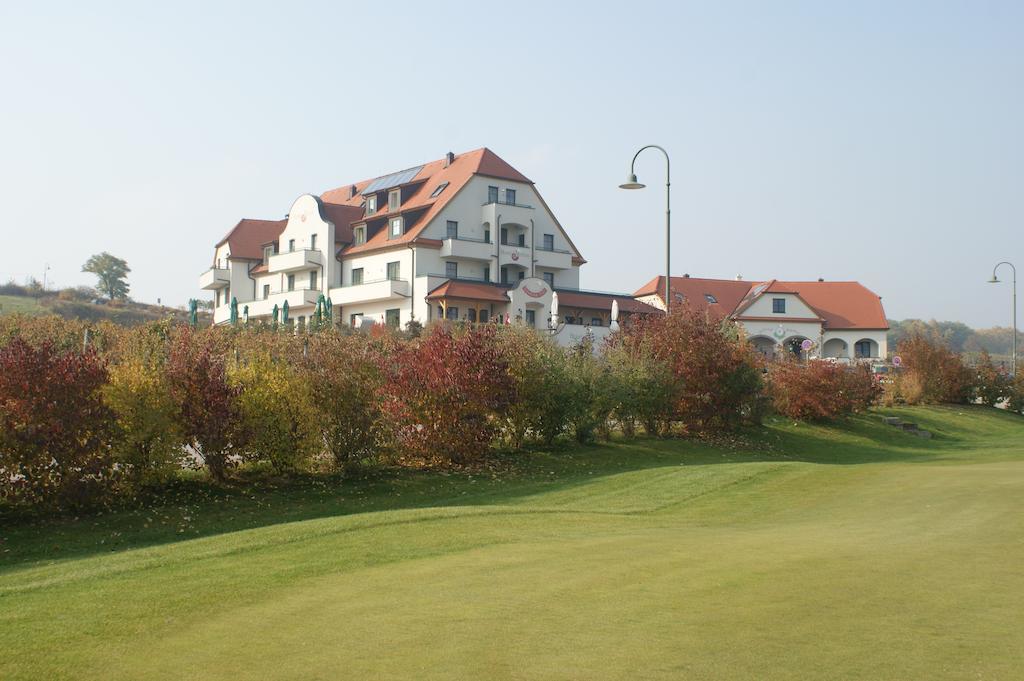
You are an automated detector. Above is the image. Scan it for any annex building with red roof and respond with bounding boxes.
[633,275,889,360]
[199,148,658,339]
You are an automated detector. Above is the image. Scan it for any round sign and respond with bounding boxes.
[892,356,902,367]
[800,339,813,351]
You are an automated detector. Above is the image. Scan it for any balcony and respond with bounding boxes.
[199,267,230,290]
[268,249,322,273]
[440,236,493,262]
[244,287,322,318]
[328,278,409,306]
[533,246,573,270]
[482,201,533,231]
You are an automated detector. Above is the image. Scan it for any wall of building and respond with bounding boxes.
[741,292,818,319]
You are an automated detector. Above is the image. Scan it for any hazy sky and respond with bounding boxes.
[1,1,1021,327]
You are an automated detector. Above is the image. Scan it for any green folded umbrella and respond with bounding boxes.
[272,304,279,325]
[229,297,239,326]
[282,300,290,324]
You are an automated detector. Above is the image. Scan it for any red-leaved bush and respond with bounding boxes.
[892,333,973,404]
[165,328,245,480]
[0,337,114,508]
[622,306,764,432]
[377,324,513,463]
[767,359,881,420]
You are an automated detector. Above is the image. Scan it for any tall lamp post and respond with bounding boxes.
[619,145,671,313]
[988,261,1017,376]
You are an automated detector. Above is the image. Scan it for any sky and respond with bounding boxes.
[0,1,1021,328]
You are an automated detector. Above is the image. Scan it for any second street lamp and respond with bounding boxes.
[988,261,1017,376]
[620,145,671,313]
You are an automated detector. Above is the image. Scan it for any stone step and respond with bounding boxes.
[882,416,903,426]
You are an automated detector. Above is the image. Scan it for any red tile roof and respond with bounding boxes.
[319,201,365,245]
[425,280,511,303]
[215,219,286,261]
[555,289,661,314]
[633,276,888,330]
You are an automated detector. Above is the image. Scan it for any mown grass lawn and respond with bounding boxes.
[2,405,1023,680]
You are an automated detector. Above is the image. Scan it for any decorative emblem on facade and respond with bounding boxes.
[510,251,520,261]
[773,325,786,339]
[523,285,548,298]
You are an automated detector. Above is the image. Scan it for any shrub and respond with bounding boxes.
[767,359,880,420]
[231,353,320,473]
[972,351,1010,407]
[104,326,183,488]
[622,307,764,432]
[0,337,114,509]
[894,333,973,404]
[498,327,578,447]
[600,338,675,438]
[165,327,245,481]
[379,324,513,463]
[305,333,384,470]
[1006,370,1024,414]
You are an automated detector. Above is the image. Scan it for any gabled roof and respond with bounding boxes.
[319,202,365,244]
[633,276,888,330]
[425,280,511,303]
[215,218,287,261]
[320,148,536,257]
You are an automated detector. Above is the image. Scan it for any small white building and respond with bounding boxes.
[634,276,890,361]
[199,148,658,342]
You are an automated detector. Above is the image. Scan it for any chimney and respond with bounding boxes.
[818,277,824,282]
[348,184,357,199]
[683,273,690,278]
[735,274,743,280]
[444,151,455,168]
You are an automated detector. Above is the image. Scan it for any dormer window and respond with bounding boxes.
[430,182,449,198]
[354,226,366,245]
[704,294,717,304]
[366,195,377,215]
[388,189,400,212]
[263,246,274,261]
[389,216,403,239]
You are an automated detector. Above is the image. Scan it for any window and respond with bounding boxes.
[224,286,230,303]
[479,309,490,323]
[517,233,525,247]
[289,239,295,252]
[445,261,458,279]
[483,268,491,283]
[525,310,536,327]
[215,290,220,307]
[354,226,366,244]
[542,272,554,287]
[705,294,718,304]
[506,188,516,205]
[263,284,270,300]
[287,274,295,291]
[366,195,377,215]
[389,217,403,239]
[488,186,499,204]
[388,189,400,212]
[501,266,508,284]
[446,306,459,320]
[446,220,458,239]
[855,340,874,358]
[263,246,274,261]
[772,298,786,314]
[351,268,363,285]
[309,271,318,291]
[543,234,554,250]
[430,182,449,198]
[350,313,361,326]
[518,271,525,280]
[591,317,603,327]
[484,229,490,243]
[467,308,477,323]
[500,227,508,245]
[310,234,317,251]
[385,308,400,328]
[386,261,400,280]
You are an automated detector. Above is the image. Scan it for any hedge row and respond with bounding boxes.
[2,311,997,513]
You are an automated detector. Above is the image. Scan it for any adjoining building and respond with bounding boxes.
[634,275,889,361]
[199,148,658,342]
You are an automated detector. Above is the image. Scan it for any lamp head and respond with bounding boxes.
[989,276,1000,284]
[619,173,646,190]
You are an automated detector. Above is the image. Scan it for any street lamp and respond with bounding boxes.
[989,261,1017,376]
[619,145,671,313]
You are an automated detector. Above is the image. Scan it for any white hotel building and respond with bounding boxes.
[199,148,657,337]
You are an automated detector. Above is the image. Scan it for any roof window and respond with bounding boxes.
[430,182,449,198]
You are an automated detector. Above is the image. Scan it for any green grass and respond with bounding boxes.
[0,294,46,316]
[2,406,1023,680]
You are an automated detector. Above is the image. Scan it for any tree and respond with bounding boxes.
[82,252,131,300]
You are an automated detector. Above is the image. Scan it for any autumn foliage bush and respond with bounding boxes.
[891,333,974,405]
[0,337,114,508]
[767,358,881,420]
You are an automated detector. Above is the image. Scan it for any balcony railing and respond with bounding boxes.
[199,267,230,290]
[482,199,533,209]
[328,278,409,305]
[267,248,322,273]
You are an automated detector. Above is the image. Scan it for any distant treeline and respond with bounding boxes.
[888,319,1022,358]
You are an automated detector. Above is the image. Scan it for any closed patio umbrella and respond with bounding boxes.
[282,300,290,325]
[229,297,239,326]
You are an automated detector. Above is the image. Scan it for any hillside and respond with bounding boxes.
[0,286,210,326]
